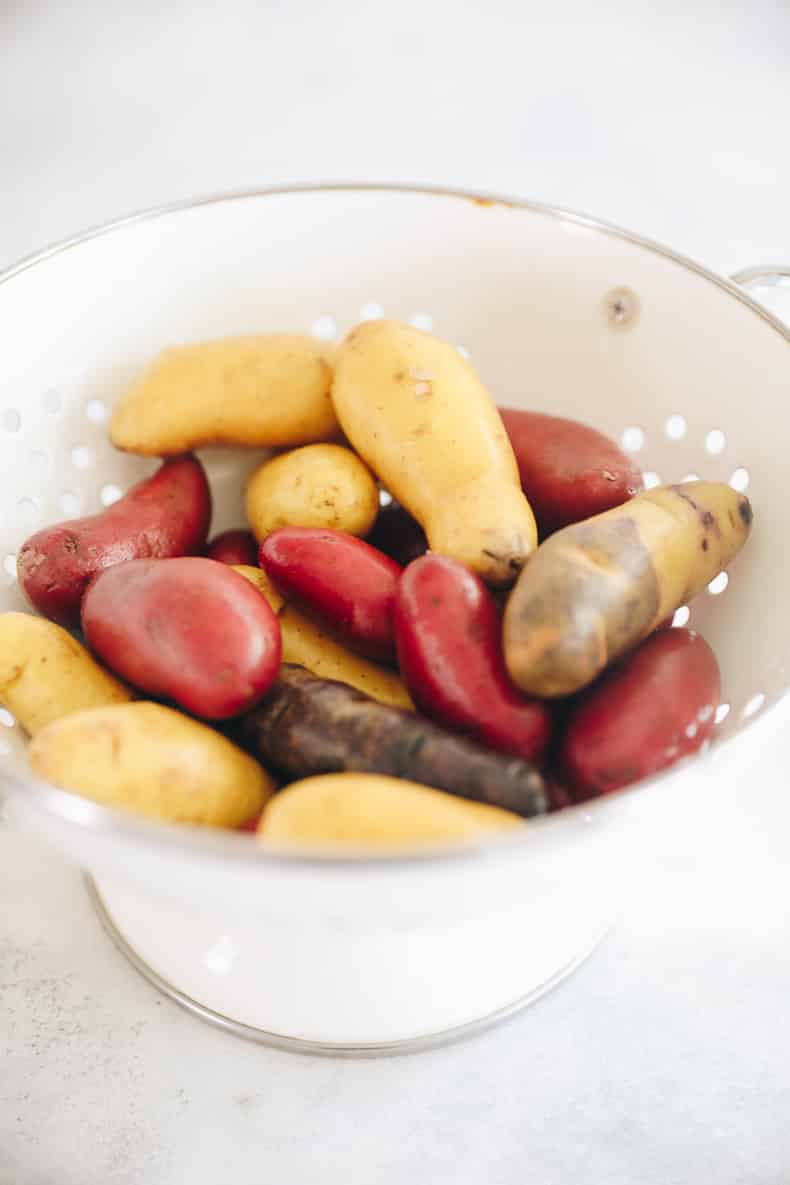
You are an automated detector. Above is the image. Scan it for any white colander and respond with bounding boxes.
[1,186,788,1055]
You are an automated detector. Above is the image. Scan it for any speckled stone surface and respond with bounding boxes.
[1,2,789,1181]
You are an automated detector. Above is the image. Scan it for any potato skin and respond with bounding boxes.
[260,527,400,661]
[331,321,537,586]
[560,628,720,799]
[82,557,281,719]
[233,565,412,708]
[0,612,131,735]
[394,555,552,762]
[29,702,272,827]
[504,481,752,698]
[499,408,642,536]
[246,444,379,542]
[110,334,337,455]
[17,456,211,627]
[206,529,258,566]
[258,772,523,848]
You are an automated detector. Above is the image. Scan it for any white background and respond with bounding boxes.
[2,2,789,1182]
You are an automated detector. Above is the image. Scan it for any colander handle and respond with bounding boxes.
[730,265,790,289]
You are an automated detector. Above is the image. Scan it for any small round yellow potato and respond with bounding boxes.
[110,333,338,456]
[29,702,273,827]
[0,612,131,736]
[245,443,379,542]
[233,566,412,709]
[258,772,523,848]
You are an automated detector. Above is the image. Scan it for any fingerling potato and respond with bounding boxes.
[259,527,401,662]
[394,555,552,762]
[0,612,131,735]
[242,666,546,817]
[82,558,282,719]
[17,455,211,627]
[504,480,752,697]
[245,444,379,542]
[258,772,523,848]
[560,628,721,799]
[110,334,337,455]
[29,702,272,827]
[331,320,537,586]
[499,408,643,535]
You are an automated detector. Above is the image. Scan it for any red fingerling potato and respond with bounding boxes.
[499,409,642,536]
[560,628,720,800]
[367,501,427,567]
[260,527,400,661]
[82,557,281,719]
[206,529,258,566]
[18,456,211,627]
[394,555,552,762]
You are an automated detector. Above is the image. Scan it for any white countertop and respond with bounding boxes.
[2,2,789,1182]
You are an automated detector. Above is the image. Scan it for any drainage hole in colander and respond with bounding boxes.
[100,483,123,507]
[665,414,686,440]
[70,445,94,471]
[707,572,729,596]
[85,398,109,425]
[729,467,750,492]
[742,693,765,719]
[620,426,644,453]
[41,389,62,414]
[2,408,21,433]
[311,315,338,341]
[671,605,690,627]
[705,429,726,455]
[0,708,15,728]
[60,491,81,515]
[378,489,393,507]
[359,302,384,322]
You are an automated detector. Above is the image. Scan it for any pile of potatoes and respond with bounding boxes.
[1,320,753,849]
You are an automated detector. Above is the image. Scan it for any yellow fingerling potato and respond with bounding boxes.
[245,443,379,541]
[257,773,523,848]
[331,320,537,586]
[504,481,753,698]
[0,612,131,735]
[110,334,337,455]
[233,566,412,709]
[29,702,272,827]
